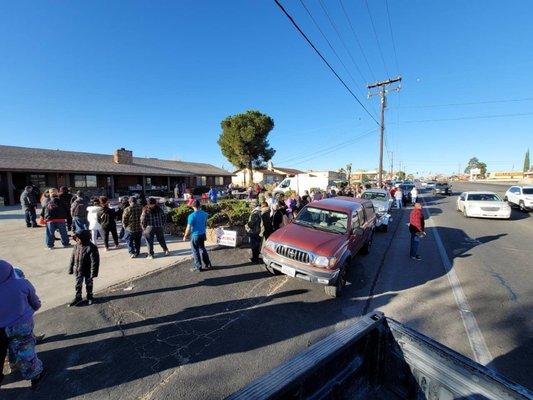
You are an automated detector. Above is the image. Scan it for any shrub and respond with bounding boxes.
[167,199,251,230]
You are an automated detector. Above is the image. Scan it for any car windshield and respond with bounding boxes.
[436,183,448,187]
[294,207,348,234]
[362,192,387,200]
[523,188,533,194]
[467,193,502,201]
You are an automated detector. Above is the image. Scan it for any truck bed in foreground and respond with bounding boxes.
[227,312,532,400]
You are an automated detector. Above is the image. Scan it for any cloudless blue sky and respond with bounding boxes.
[1,0,532,175]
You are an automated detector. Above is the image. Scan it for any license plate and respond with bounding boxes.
[281,265,296,277]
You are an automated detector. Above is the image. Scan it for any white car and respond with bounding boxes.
[456,191,511,219]
[504,185,533,212]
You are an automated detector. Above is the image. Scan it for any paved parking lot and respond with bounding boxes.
[0,206,211,312]
[1,188,531,398]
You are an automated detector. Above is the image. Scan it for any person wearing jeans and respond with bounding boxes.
[183,200,211,272]
[140,198,169,259]
[408,203,425,260]
[20,186,38,228]
[43,189,70,249]
[71,191,89,233]
[122,197,143,258]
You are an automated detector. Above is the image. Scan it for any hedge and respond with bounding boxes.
[167,200,251,230]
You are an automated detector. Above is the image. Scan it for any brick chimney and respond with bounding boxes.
[113,148,133,164]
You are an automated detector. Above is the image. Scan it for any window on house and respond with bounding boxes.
[197,176,207,186]
[74,175,97,188]
[215,176,224,186]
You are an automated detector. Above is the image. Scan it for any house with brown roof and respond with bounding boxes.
[0,145,233,205]
[231,162,304,187]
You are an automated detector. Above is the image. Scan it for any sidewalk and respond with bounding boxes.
[363,195,473,360]
[0,206,210,312]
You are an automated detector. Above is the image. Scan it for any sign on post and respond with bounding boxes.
[215,228,237,247]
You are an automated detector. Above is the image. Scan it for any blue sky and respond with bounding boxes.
[0,1,532,175]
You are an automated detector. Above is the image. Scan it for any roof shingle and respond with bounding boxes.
[0,145,232,176]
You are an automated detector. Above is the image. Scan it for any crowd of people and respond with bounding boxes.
[3,181,426,390]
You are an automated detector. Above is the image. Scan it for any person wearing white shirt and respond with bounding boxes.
[411,187,419,205]
[394,188,403,209]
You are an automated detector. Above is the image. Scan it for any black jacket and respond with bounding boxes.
[69,231,100,278]
[272,209,284,231]
[44,198,68,220]
[58,192,74,216]
[260,207,273,239]
[97,206,117,229]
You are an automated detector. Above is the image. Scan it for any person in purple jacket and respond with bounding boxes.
[0,260,45,390]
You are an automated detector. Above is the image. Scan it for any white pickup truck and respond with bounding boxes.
[504,185,533,212]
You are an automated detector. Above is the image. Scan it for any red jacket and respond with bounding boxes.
[409,207,425,233]
[390,187,397,197]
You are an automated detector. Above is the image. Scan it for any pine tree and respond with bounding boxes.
[523,149,530,172]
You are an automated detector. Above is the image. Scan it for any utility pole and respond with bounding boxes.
[388,151,394,177]
[368,76,402,187]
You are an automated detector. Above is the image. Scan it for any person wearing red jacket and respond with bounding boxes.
[408,203,426,260]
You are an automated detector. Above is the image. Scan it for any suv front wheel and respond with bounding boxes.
[324,263,348,298]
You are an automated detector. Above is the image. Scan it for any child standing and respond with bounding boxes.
[68,230,100,307]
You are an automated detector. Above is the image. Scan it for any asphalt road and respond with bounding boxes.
[423,182,532,387]
[2,184,531,398]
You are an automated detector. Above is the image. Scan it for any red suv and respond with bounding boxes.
[262,197,376,297]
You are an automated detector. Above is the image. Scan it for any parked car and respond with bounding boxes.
[456,191,511,219]
[504,185,533,212]
[426,181,437,190]
[262,197,376,297]
[361,189,393,231]
[432,182,452,196]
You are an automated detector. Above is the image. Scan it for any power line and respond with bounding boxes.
[338,0,376,82]
[289,129,378,167]
[402,111,533,124]
[276,127,377,164]
[273,0,380,125]
[394,97,533,109]
[363,0,389,77]
[316,0,368,83]
[384,0,400,73]
[297,0,362,94]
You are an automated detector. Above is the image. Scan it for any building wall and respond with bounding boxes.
[231,170,283,187]
[1,170,232,203]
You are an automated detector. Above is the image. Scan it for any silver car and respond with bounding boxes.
[361,189,393,231]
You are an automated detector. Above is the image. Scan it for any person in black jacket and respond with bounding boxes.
[58,186,74,231]
[68,230,100,306]
[43,189,70,249]
[96,196,119,251]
